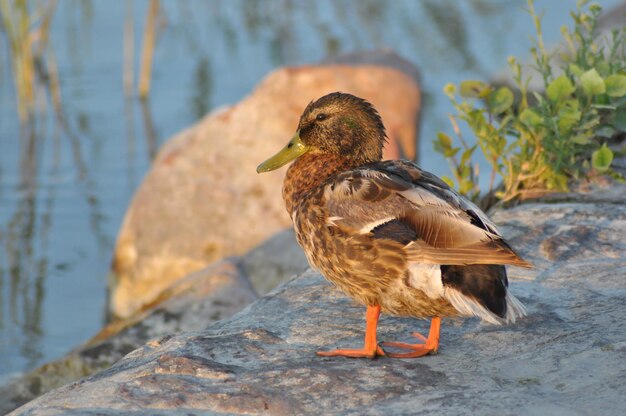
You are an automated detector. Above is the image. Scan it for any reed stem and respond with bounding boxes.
[138,0,159,100]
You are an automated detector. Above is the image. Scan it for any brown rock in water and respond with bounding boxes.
[10,180,626,415]
[110,51,422,319]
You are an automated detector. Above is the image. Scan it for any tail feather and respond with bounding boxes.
[441,264,527,324]
[503,292,527,323]
[444,287,526,324]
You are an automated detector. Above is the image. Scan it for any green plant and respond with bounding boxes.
[435,0,626,202]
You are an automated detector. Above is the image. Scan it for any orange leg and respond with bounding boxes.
[317,305,386,358]
[381,317,441,358]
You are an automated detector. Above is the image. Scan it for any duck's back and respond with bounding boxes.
[287,159,529,324]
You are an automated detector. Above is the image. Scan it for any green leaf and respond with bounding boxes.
[445,147,460,158]
[519,108,543,127]
[443,83,457,98]
[460,80,489,98]
[591,104,617,110]
[547,75,575,101]
[460,145,476,165]
[558,107,581,135]
[588,3,603,14]
[580,69,606,96]
[591,143,613,172]
[436,132,452,148]
[467,109,487,133]
[604,74,626,97]
[434,133,460,158]
[459,179,475,195]
[571,134,592,145]
[568,63,583,77]
[576,114,600,131]
[488,87,514,114]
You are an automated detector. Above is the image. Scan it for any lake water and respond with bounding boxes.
[0,0,621,380]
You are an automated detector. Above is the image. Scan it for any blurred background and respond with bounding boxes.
[0,0,622,381]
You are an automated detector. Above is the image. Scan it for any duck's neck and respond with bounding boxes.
[282,152,354,215]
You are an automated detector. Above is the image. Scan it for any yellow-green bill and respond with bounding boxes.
[257,130,310,173]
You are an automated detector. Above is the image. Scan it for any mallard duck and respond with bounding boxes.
[257,92,531,358]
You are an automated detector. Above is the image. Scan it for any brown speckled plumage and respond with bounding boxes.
[289,163,458,318]
[259,92,530,358]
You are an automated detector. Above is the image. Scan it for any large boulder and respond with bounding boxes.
[110,51,422,320]
[11,180,626,415]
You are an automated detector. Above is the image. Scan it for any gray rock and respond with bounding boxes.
[10,184,626,415]
[530,175,626,205]
[240,229,308,295]
[0,261,257,415]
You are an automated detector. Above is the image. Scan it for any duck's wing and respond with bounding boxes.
[323,160,532,268]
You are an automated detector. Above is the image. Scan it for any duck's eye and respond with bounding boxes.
[316,113,327,121]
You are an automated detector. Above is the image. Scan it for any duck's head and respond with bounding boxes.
[257,92,387,173]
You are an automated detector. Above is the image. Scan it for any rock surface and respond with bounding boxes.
[11,183,626,415]
[0,261,257,415]
[110,50,422,319]
[0,228,309,415]
[240,229,308,295]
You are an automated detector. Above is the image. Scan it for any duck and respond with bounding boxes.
[257,92,531,358]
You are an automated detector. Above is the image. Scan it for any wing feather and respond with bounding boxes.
[322,161,532,268]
